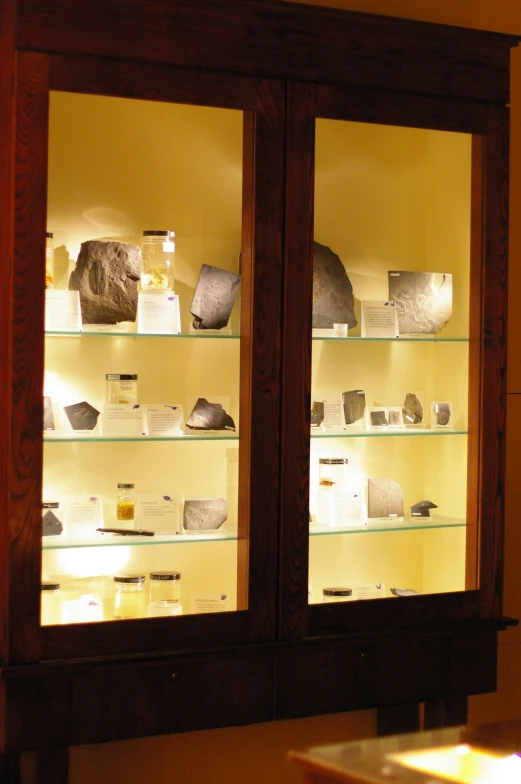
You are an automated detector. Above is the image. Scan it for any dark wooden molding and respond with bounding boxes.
[377,704,421,737]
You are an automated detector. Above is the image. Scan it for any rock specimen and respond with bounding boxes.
[313,241,357,329]
[42,505,63,536]
[186,398,236,431]
[68,240,141,324]
[370,409,388,427]
[410,499,438,518]
[402,393,423,426]
[435,402,451,426]
[388,271,452,334]
[342,390,365,425]
[183,498,228,531]
[311,401,324,427]
[190,264,240,330]
[64,401,100,431]
[367,478,404,518]
[390,588,419,597]
[43,396,55,430]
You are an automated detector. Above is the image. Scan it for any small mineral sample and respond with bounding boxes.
[342,390,365,425]
[367,478,404,518]
[410,499,438,518]
[183,499,228,531]
[64,401,100,431]
[402,392,423,425]
[186,398,235,431]
[311,401,325,427]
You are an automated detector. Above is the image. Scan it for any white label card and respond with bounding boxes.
[145,404,184,437]
[191,594,231,615]
[138,292,181,334]
[45,290,82,332]
[63,495,103,528]
[137,494,180,534]
[103,404,146,436]
[361,301,399,338]
[322,401,344,429]
[351,582,386,601]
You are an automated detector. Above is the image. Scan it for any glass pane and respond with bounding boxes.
[309,119,475,605]
[42,92,244,625]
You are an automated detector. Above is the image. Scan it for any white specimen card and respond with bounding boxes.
[322,401,344,429]
[351,582,386,601]
[361,301,399,338]
[61,595,104,624]
[45,290,82,332]
[63,495,103,529]
[103,404,145,436]
[191,594,231,614]
[145,404,184,437]
[136,494,180,534]
[138,291,181,334]
[317,487,366,527]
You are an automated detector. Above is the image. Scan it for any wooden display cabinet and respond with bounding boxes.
[0,0,518,781]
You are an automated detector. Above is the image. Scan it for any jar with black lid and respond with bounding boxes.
[322,586,352,603]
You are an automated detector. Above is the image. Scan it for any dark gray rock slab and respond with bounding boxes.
[342,390,365,425]
[190,264,240,330]
[64,401,100,431]
[390,588,419,596]
[43,396,55,430]
[435,402,451,426]
[402,393,423,426]
[311,401,324,427]
[370,409,388,427]
[410,499,438,518]
[42,505,63,536]
[68,240,141,324]
[186,398,235,431]
[312,241,357,329]
[183,498,228,530]
[388,270,452,334]
[367,478,404,518]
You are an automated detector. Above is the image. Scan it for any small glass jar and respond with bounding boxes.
[106,374,138,404]
[319,458,348,487]
[141,230,175,290]
[45,232,54,289]
[322,586,352,603]
[149,571,181,607]
[116,483,135,522]
[113,574,146,619]
[41,581,61,625]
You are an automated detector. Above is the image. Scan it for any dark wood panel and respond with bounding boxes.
[20,749,69,784]
[71,649,273,744]
[308,592,480,637]
[10,51,50,665]
[424,697,468,730]
[377,704,420,737]
[478,108,509,619]
[17,0,517,102]
[278,83,315,641]
[50,53,263,110]
[3,673,72,752]
[0,0,16,669]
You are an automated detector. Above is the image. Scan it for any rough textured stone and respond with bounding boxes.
[390,588,419,596]
[367,478,404,518]
[410,499,438,518]
[68,240,141,324]
[370,409,388,427]
[190,264,240,330]
[64,401,100,431]
[402,393,423,426]
[388,270,452,334]
[312,241,357,329]
[42,508,63,536]
[342,390,365,425]
[435,402,451,426]
[183,499,228,530]
[311,401,324,427]
[43,396,55,430]
[186,398,235,431]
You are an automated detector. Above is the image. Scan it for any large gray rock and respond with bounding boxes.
[190,264,240,330]
[342,390,365,425]
[183,499,228,531]
[367,478,404,518]
[313,242,357,329]
[186,398,236,432]
[64,401,100,431]
[69,240,141,324]
[388,271,452,334]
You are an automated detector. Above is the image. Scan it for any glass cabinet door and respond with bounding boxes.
[308,118,474,606]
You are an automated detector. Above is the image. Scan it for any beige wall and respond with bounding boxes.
[70,1,521,781]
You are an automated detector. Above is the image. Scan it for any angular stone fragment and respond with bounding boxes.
[410,499,438,518]
[43,396,55,430]
[388,271,452,334]
[312,241,357,329]
[190,264,240,330]
[186,398,235,431]
[435,402,451,426]
[370,409,388,427]
[42,506,63,536]
[367,478,404,518]
[390,588,419,597]
[68,240,141,324]
[64,401,100,431]
[311,401,324,427]
[402,392,423,426]
[342,390,365,425]
[183,498,228,530]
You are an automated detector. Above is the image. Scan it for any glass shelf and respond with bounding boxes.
[311,429,467,439]
[42,530,238,549]
[44,433,239,443]
[309,515,466,536]
[45,331,239,339]
[312,334,469,343]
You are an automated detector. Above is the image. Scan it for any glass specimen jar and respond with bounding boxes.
[141,230,175,290]
[41,581,61,625]
[106,374,138,404]
[322,587,352,603]
[45,232,54,289]
[116,483,135,522]
[149,571,181,606]
[113,574,146,620]
[319,458,349,487]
